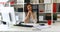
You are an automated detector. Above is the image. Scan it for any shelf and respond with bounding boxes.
[10,0,53,23]
[11,3,24,5]
[39,20,47,21]
[24,0,52,3]
[10,3,52,5]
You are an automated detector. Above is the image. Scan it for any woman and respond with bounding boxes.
[24,3,37,23]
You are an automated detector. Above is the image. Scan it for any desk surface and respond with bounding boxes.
[0,22,60,32]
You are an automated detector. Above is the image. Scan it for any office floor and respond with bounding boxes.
[0,22,60,32]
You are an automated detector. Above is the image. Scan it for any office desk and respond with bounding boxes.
[0,22,60,32]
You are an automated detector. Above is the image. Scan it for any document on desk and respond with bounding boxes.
[21,23,34,25]
[34,25,49,29]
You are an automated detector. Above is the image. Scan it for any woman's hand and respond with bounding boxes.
[24,11,30,23]
[24,11,37,23]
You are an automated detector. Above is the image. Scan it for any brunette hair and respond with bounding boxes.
[24,3,33,12]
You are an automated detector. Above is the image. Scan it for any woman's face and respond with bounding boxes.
[27,5,32,11]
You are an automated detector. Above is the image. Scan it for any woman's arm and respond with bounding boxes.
[30,11,37,24]
[24,12,30,23]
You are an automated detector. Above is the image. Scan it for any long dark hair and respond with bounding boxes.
[24,3,33,12]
